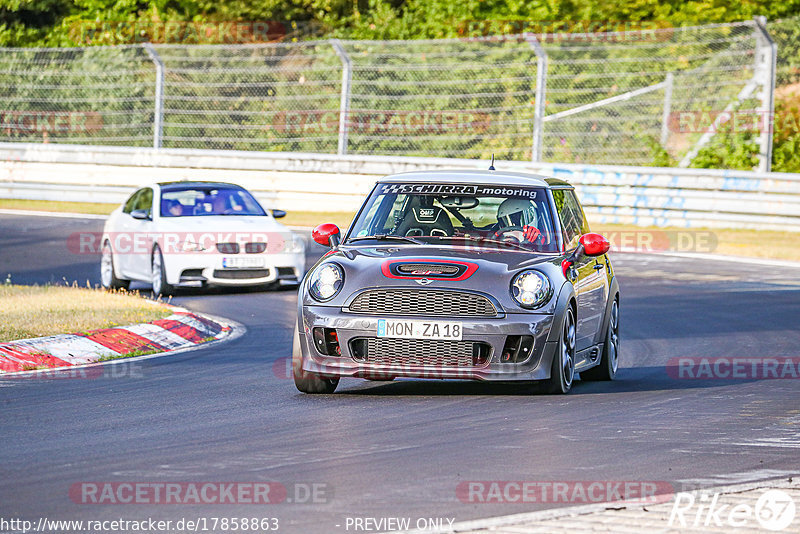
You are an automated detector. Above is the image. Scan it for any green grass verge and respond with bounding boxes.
[592,223,800,263]
[0,283,172,342]
[97,348,162,361]
[0,198,117,215]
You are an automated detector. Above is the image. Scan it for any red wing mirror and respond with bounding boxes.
[312,223,341,248]
[579,233,610,256]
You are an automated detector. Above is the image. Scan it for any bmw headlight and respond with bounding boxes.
[181,240,206,252]
[289,234,305,254]
[309,263,344,302]
[511,270,552,309]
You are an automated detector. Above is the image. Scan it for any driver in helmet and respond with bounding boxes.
[495,198,543,243]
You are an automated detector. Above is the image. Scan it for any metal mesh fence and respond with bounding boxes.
[772,16,800,87]
[0,18,789,168]
[541,22,761,166]
[157,43,342,151]
[0,46,156,145]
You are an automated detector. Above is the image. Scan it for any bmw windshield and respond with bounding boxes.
[160,186,266,217]
[346,183,561,253]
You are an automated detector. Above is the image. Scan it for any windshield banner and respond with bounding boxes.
[379,184,538,199]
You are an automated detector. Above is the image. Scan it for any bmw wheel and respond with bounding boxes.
[545,307,576,394]
[100,241,129,290]
[292,325,339,394]
[582,297,619,381]
[151,245,174,297]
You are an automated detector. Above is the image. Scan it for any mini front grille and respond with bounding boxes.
[213,268,269,279]
[245,242,267,254]
[350,338,491,367]
[216,243,240,254]
[348,289,498,317]
[276,267,296,277]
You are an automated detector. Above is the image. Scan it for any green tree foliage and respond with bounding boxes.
[1,0,799,171]
[4,0,800,46]
[771,93,800,173]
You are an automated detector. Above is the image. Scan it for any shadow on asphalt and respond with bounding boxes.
[330,366,745,396]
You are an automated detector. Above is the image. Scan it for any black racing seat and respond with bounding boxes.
[395,204,454,237]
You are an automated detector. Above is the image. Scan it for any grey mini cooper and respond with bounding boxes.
[293,169,620,394]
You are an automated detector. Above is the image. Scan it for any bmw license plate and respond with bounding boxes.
[222,257,265,269]
[377,319,462,340]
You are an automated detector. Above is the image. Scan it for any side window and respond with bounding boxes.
[566,190,589,234]
[122,190,141,214]
[553,189,587,249]
[134,188,153,215]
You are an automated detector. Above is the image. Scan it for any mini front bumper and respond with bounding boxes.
[298,306,558,381]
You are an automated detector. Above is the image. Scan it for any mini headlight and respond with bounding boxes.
[511,270,552,309]
[309,263,344,302]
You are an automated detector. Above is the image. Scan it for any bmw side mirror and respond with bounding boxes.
[579,233,610,256]
[312,223,341,248]
[131,209,151,221]
[271,209,287,219]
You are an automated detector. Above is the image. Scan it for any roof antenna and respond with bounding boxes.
[489,154,495,171]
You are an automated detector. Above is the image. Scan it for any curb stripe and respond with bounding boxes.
[0,311,228,375]
[121,324,195,351]
[150,319,208,343]
[0,344,72,372]
[172,312,223,337]
[80,328,167,354]
[2,335,114,366]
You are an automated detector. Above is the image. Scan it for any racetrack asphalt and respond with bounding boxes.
[1,213,799,533]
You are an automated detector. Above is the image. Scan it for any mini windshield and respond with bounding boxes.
[347,182,560,253]
[160,187,266,217]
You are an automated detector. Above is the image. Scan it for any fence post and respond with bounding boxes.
[660,73,674,146]
[526,35,547,163]
[143,43,164,150]
[330,39,352,156]
[753,16,777,173]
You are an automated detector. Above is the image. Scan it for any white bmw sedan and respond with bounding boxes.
[100,181,306,295]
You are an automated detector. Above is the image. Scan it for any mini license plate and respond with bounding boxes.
[222,257,265,269]
[377,319,462,340]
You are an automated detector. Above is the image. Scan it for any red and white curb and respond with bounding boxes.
[0,308,235,375]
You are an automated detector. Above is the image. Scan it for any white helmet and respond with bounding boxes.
[497,198,537,228]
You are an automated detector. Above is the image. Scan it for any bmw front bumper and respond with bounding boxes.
[164,251,305,287]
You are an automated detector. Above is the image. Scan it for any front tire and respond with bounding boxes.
[100,242,129,290]
[292,325,339,394]
[151,245,174,296]
[544,307,576,394]
[582,297,619,381]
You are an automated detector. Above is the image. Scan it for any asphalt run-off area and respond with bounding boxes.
[1,212,799,533]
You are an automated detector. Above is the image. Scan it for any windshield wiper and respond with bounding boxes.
[347,234,426,245]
